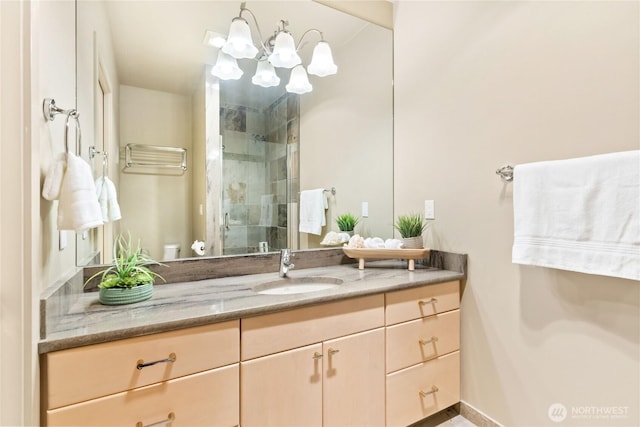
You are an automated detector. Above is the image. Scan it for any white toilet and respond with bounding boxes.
[163,244,181,260]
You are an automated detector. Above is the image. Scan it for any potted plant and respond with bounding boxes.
[394,213,428,249]
[86,233,165,305]
[335,212,360,236]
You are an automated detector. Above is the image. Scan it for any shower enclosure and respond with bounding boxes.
[205,66,300,255]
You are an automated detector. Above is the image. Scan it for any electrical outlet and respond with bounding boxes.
[424,200,435,220]
[362,202,369,218]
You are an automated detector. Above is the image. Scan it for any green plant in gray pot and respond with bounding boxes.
[335,212,360,236]
[394,213,428,249]
[86,233,165,305]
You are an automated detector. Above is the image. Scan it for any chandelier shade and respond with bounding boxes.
[222,17,259,59]
[307,41,338,77]
[286,65,312,94]
[252,60,281,87]
[268,32,302,68]
[211,51,243,80]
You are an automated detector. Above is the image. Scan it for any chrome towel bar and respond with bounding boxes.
[496,164,514,182]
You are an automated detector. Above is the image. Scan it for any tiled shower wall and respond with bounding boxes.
[220,93,299,254]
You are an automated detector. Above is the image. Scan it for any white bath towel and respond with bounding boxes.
[512,150,640,280]
[57,153,104,232]
[95,176,122,222]
[259,194,274,226]
[299,189,328,235]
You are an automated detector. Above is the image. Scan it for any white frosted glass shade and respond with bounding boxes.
[222,17,258,59]
[211,51,243,80]
[268,31,301,68]
[252,60,281,87]
[286,65,312,94]
[307,41,338,77]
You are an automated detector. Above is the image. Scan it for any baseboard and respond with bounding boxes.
[460,400,503,427]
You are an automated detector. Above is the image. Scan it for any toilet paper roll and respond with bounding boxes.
[191,240,206,256]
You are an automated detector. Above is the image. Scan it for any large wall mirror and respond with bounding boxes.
[75,0,393,266]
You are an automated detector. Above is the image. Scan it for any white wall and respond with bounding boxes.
[394,1,639,426]
[301,22,393,246]
[119,85,193,260]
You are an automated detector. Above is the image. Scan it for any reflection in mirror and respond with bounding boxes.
[76,0,392,266]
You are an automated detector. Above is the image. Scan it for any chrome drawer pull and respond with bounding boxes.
[419,386,439,397]
[328,348,340,356]
[418,298,438,306]
[419,336,439,345]
[136,353,177,370]
[312,352,323,360]
[136,412,175,427]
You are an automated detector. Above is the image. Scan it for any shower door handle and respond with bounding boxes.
[224,212,230,231]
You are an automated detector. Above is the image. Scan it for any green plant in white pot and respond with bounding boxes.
[335,212,360,236]
[394,213,428,249]
[86,233,165,305]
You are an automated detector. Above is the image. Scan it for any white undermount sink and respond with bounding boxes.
[253,276,344,295]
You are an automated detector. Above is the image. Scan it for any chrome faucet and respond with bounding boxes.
[279,248,295,277]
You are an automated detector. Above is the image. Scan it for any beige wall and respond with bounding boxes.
[119,85,193,261]
[301,22,393,246]
[395,1,639,426]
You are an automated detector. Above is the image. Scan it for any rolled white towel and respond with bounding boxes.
[384,238,404,249]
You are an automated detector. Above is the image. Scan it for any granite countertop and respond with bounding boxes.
[39,261,464,354]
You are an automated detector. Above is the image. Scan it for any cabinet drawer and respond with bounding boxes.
[241,294,384,360]
[44,321,239,409]
[386,309,460,373]
[386,351,460,427]
[385,281,459,325]
[46,364,239,427]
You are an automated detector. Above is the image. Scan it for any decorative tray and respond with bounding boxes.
[342,248,430,271]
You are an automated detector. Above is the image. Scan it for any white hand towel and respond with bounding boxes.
[259,194,274,226]
[57,153,104,232]
[42,154,66,201]
[95,176,109,222]
[105,177,122,221]
[299,189,327,235]
[512,150,640,280]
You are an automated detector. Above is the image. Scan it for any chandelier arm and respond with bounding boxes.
[296,28,324,50]
[238,6,271,54]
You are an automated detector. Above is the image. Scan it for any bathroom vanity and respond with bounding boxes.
[40,256,464,426]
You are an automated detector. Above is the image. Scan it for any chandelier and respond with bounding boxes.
[210,2,338,95]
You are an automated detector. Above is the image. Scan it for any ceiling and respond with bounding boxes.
[103,1,370,95]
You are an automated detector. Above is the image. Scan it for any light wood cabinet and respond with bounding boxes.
[241,295,386,427]
[385,282,461,426]
[42,279,462,427]
[242,328,385,427]
[42,321,240,426]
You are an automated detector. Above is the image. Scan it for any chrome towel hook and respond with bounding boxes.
[43,98,82,156]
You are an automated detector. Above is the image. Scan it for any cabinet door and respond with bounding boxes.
[323,328,385,427]
[241,343,323,427]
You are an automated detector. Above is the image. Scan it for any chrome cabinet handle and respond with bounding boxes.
[419,386,439,397]
[136,353,176,370]
[312,352,323,360]
[328,348,340,356]
[419,336,439,345]
[418,298,438,306]
[136,412,175,427]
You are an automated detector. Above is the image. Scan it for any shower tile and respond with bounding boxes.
[226,181,247,204]
[224,226,247,249]
[220,106,246,132]
[247,204,261,225]
[287,94,299,120]
[287,118,299,144]
[277,204,287,228]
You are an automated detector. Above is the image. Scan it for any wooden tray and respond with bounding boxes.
[342,248,430,271]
